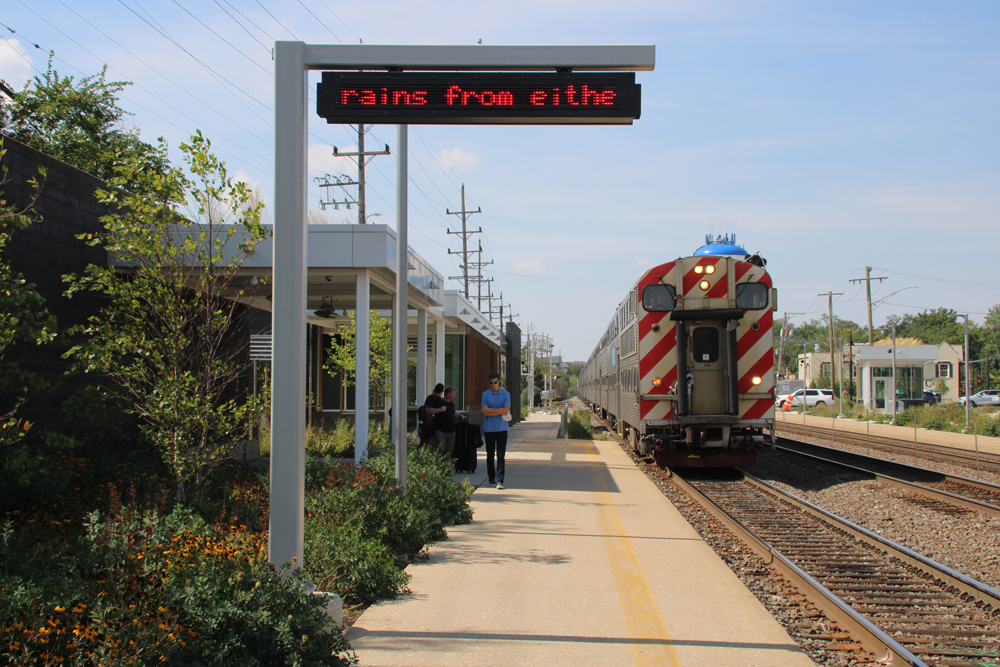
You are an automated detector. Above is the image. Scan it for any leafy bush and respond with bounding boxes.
[892,409,917,426]
[0,506,355,666]
[301,447,472,606]
[975,414,1000,438]
[566,410,594,439]
[306,420,354,459]
[922,416,951,431]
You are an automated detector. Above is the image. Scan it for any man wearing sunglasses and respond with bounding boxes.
[481,371,511,489]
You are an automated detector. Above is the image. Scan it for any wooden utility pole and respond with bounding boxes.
[446,184,482,300]
[332,125,390,223]
[778,312,804,378]
[818,292,843,384]
[849,267,887,345]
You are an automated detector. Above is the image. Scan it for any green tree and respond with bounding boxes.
[879,308,966,345]
[775,315,865,377]
[0,140,57,465]
[1,54,168,189]
[324,309,399,426]
[63,131,268,502]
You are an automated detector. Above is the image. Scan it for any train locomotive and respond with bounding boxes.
[579,235,776,467]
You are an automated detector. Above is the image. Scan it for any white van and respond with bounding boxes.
[775,388,836,408]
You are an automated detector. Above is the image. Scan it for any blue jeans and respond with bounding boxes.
[485,431,507,484]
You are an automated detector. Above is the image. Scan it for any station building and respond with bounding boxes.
[795,341,965,411]
[1,136,519,441]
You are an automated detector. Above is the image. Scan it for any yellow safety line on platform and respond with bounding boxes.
[586,440,683,667]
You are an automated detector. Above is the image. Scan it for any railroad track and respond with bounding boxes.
[672,469,1000,666]
[776,421,1000,477]
[775,437,1000,520]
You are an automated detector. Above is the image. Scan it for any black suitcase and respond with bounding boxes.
[452,423,479,473]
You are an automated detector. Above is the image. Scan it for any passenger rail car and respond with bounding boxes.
[580,237,776,467]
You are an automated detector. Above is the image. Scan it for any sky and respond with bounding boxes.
[2,1,999,362]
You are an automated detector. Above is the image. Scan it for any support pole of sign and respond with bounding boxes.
[394,124,409,491]
[355,271,370,465]
[269,41,308,572]
[436,318,446,388]
[417,309,427,401]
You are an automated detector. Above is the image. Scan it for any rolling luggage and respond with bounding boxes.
[452,422,480,473]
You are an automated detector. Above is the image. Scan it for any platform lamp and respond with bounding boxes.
[835,336,844,417]
[957,314,970,430]
[798,341,817,414]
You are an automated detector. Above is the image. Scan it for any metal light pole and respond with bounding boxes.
[836,336,844,417]
[891,326,897,420]
[958,314,970,430]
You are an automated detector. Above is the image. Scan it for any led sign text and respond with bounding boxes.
[316,72,640,125]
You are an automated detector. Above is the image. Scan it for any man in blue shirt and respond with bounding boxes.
[481,372,511,489]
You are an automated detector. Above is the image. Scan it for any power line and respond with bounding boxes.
[213,0,272,52]
[295,0,342,43]
[254,0,299,40]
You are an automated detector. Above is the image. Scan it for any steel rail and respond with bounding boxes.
[666,471,923,666]
[776,421,1000,470]
[740,471,1000,610]
[774,440,1000,519]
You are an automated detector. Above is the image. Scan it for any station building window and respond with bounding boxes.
[320,332,385,411]
[936,362,952,378]
[444,333,464,404]
[820,362,831,376]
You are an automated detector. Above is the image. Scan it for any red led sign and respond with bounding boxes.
[316,72,641,125]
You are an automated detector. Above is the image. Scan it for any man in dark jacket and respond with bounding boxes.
[427,386,461,456]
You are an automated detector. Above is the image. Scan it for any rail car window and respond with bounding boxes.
[642,284,676,312]
[735,283,768,310]
[692,327,719,363]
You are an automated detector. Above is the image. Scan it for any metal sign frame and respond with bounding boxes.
[271,43,655,572]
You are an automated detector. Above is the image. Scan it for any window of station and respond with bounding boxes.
[936,362,952,378]
[444,334,465,403]
[321,332,386,411]
[820,362,831,377]
[872,367,893,378]
[692,327,719,363]
[896,367,924,399]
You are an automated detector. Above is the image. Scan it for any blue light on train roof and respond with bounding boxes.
[694,233,747,257]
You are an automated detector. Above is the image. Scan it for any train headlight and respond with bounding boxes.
[693,264,716,275]
[694,265,704,274]
[752,376,762,386]
[704,265,716,274]
[698,280,710,290]
[652,377,662,387]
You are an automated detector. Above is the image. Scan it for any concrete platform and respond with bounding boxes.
[346,414,815,667]
[777,411,1000,456]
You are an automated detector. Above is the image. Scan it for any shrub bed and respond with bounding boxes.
[1,434,473,665]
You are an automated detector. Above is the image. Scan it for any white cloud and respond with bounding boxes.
[0,39,33,90]
[513,258,544,274]
[635,258,650,267]
[436,147,482,173]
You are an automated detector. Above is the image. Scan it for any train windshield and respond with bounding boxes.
[735,283,768,310]
[641,284,676,311]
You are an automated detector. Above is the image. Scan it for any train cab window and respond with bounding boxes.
[735,283,768,310]
[641,284,676,312]
[691,327,719,363]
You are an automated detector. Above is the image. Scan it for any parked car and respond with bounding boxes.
[775,388,836,408]
[958,389,1000,408]
[922,390,941,405]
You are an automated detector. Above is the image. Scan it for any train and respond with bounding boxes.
[579,234,777,467]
